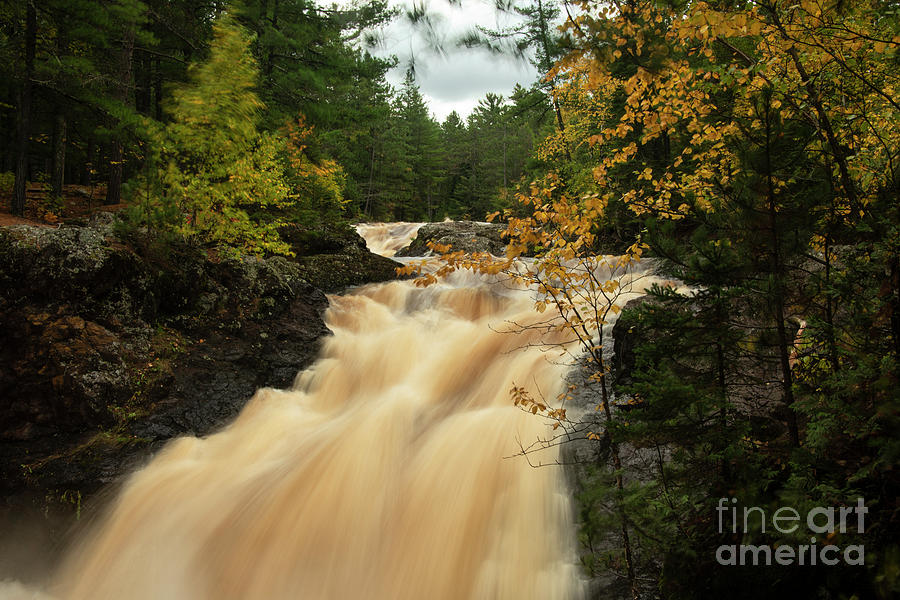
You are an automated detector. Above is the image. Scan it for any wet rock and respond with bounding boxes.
[0,310,125,443]
[295,227,400,293]
[283,224,402,292]
[611,296,658,386]
[0,219,388,511]
[395,221,507,257]
[296,252,400,292]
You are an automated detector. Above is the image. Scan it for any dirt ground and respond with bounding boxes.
[0,182,123,227]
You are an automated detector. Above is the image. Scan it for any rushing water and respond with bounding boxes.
[6,223,607,600]
[353,222,425,257]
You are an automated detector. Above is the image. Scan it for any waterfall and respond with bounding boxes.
[9,224,602,600]
[353,222,425,257]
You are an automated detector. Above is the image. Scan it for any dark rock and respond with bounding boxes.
[395,221,507,257]
[296,252,400,292]
[0,218,389,515]
[611,296,658,386]
[279,222,367,256]
[281,222,402,292]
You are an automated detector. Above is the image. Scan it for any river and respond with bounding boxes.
[6,223,601,599]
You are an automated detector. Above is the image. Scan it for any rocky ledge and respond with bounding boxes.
[0,218,400,517]
[395,221,507,257]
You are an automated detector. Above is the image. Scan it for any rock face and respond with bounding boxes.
[0,219,400,513]
[610,295,658,387]
[395,221,507,257]
[279,223,401,291]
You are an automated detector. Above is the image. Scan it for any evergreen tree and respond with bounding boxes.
[438,111,472,218]
[237,0,393,129]
[137,14,294,256]
[371,72,441,221]
[466,93,510,218]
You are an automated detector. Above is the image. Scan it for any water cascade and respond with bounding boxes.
[7,223,663,600]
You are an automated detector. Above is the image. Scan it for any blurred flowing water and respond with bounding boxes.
[7,223,609,600]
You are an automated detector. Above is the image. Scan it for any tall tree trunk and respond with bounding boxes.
[763,99,800,448]
[51,113,67,199]
[891,254,900,361]
[154,57,163,121]
[0,113,8,172]
[714,292,732,481]
[135,52,152,115]
[765,6,858,212]
[364,137,377,217]
[502,121,507,191]
[105,27,135,206]
[82,139,94,186]
[13,1,36,216]
[534,0,571,162]
[106,142,124,206]
[267,0,280,78]
[257,0,270,72]
[50,23,69,200]
[823,177,840,373]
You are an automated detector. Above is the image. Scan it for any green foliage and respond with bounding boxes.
[0,0,552,228]
[236,0,395,131]
[280,116,349,229]
[356,75,554,222]
[0,0,393,229]
[473,0,900,597]
[0,172,14,193]
[126,15,294,256]
[383,72,442,221]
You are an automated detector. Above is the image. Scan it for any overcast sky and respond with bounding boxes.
[322,0,541,121]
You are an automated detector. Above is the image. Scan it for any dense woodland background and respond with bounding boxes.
[1,0,899,599]
[0,0,557,236]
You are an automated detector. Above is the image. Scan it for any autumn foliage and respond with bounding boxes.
[405,1,899,597]
[124,15,348,256]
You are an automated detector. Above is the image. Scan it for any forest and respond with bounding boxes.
[0,0,556,243]
[431,1,898,598]
[2,0,899,598]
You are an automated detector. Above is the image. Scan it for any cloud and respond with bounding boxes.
[327,0,541,121]
[402,49,538,120]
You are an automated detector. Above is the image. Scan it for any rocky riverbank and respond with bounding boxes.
[394,219,630,258]
[0,217,401,520]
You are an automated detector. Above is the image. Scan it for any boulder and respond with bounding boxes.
[281,223,402,291]
[395,221,507,257]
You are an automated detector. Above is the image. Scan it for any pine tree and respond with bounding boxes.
[438,111,471,218]
[142,14,293,256]
[376,73,441,221]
